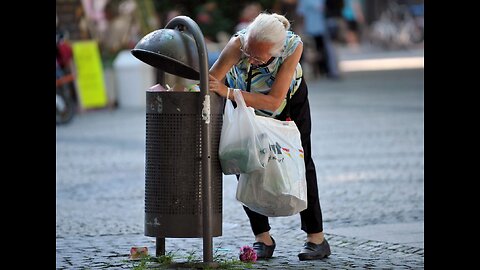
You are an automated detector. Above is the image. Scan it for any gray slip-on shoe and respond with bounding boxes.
[252,236,276,259]
[298,239,331,261]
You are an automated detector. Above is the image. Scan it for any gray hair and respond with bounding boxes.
[245,13,290,56]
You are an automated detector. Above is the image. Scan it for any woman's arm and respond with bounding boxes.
[209,36,242,81]
[209,40,303,112]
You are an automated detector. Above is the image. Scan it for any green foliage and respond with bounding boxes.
[127,247,254,270]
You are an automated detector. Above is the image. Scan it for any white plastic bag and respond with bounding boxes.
[218,89,269,174]
[235,101,308,217]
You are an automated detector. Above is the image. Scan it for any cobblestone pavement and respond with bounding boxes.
[56,68,424,269]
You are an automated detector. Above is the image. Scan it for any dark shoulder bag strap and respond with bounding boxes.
[246,66,292,121]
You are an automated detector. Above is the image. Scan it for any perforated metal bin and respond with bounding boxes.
[144,91,223,237]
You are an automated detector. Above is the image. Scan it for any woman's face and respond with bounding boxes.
[241,40,274,66]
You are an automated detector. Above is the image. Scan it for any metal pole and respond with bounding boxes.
[155,70,166,258]
[165,16,213,263]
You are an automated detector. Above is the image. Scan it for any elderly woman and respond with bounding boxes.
[208,12,330,261]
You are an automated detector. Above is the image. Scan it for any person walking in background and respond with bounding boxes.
[342,0,365,48]
[325,0,345,43]
[297,0,340,79]
[235,2,263,32]
[208,12,331,261]
[195,0,233,43]
[273,0,301,33]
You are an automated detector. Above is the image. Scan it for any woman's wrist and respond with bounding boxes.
[226,87,243,100]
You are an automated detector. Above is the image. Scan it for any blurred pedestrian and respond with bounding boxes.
[195,0,232,43]
[325,0,345,43]
[209,12,331,261]
[235,2,263,32]
[297,0,340,79]
[273,0,301,33]
[342,0,365,48]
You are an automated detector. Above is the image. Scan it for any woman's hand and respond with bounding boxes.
[208,74,226,97]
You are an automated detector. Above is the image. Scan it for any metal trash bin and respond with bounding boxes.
[132,15,223,263]
[144,90,223,237]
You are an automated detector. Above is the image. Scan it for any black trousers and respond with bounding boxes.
[241,78,324,235]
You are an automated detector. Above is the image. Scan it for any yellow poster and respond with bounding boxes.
[72,40,107,109]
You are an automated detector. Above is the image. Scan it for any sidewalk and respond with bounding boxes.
[336,43,424,72]
[329,222,424,249]
[336,43,424,61]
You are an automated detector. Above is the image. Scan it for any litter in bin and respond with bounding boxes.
[186,84,200,92]
[148,84,167,92]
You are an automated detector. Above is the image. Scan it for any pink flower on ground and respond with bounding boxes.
[239,245,257,262]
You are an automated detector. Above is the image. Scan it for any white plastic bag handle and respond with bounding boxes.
[232,88,247,109]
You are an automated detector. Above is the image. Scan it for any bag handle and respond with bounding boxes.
[232,88,247,108]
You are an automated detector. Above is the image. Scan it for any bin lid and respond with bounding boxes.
[131,29,200,80]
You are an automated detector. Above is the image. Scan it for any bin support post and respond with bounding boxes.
[156,237,165,257]
[165,16,213,263]
[155,72,166,259]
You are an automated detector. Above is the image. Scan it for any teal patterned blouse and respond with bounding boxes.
[226,29,304,117]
